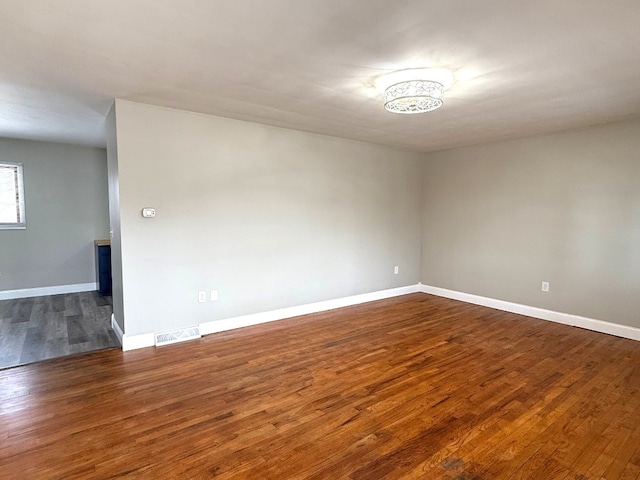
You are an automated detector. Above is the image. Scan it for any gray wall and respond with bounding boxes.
[0,138,109,291]
[421,119,640,328]
[114,100,423,336]
[106,105,124,332]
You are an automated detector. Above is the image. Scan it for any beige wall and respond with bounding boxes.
[114,100,423,336]
[421,119,640,328]
[0,138,109,291]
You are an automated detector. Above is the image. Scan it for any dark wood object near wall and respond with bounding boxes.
[94,239,111,296]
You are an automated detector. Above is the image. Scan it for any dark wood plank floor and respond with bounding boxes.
[0,292,120,369]
[1,293,639,479]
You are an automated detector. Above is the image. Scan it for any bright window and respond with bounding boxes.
[0,162,26,229]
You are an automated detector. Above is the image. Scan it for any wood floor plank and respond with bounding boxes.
[1,293,640,479]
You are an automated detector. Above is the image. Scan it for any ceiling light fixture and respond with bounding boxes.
[376,68,453,115]
[384,80,444,114]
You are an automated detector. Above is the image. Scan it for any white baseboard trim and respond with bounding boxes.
[111,313,124,345]
[419,284,640,342]
[200,284,420,336]
[112,313,155,352]
[120,284,421,351]
[0,282,98,301]
[121,332,155,352]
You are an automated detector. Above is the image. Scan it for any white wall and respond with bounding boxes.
[0,138,109,292]
[421,119,640,328]
[113,100,423,336]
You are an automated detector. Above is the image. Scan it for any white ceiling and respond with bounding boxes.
[1,0,639,153]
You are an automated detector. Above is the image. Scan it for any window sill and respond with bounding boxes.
[0,224,26,230]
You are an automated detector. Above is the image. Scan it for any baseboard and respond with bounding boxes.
[200,284,420,336]
[0,282,98,301]
[111,313,154,352]
[121,332,155,352]
[419,284,640,342]
[74,283,640,351]
[111,314,124,345]
[110,312,153,351]
[121,284,421,351]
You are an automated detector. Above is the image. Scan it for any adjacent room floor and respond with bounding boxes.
[1,293,639,479]
[0,291,120,369]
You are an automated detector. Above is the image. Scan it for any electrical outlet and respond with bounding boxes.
[198,291,207,303]
[394,266,399,275]
[541,281,549,292]
[210,290,218,302]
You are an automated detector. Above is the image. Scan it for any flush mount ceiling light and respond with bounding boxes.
[376,68,453,115]
[384,80,444,114]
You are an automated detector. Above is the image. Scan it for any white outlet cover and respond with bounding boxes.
[541,281,550,292]
[198,291,207,303]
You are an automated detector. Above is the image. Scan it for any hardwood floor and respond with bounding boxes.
[1,293,639,479]
[0,292,120,369]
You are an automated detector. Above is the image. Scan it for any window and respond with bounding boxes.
[0,162,26,229]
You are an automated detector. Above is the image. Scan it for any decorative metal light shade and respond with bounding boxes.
[384,80,445,114]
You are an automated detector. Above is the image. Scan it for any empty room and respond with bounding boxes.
[1,1,639,479]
